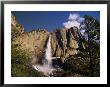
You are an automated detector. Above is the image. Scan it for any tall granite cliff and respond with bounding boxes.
[51,27,86,62]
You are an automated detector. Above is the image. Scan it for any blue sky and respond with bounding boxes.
[12,11,100,32]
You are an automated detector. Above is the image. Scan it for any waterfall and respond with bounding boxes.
[45,35,52,66]
[32,34,55,76]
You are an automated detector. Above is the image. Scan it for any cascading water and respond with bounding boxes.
[45,35,52,66]
[32,34,55,76]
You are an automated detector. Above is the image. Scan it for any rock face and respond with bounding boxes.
[13,30,49,54]
[51,27,86,62]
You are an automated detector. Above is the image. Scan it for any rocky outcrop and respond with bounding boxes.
[51,27,86,62]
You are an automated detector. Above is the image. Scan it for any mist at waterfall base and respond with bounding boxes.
[32,35,60,76]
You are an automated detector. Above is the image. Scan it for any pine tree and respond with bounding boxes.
[84,15,100,76]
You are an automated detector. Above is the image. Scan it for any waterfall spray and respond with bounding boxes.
[32,34,55,76]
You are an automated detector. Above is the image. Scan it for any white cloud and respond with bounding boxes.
[63,21,80,29]
[68,13,80,21]
[63,13,84,29]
